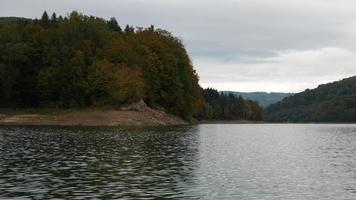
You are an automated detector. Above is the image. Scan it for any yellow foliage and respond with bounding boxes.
[89,59,144,105]
[109,66,144,104]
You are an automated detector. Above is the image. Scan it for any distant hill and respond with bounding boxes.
[266,76,356,122]
[0,17,30,25]
[221,91,293,107]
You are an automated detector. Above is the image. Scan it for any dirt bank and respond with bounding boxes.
[200,120,264,124]
[0,100,187,126]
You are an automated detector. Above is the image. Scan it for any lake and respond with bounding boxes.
[1,124,356,199]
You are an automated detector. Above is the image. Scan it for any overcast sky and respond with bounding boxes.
[1,0,356,92]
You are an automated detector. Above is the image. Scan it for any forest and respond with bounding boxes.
[266,76,356,122]
[196,88,264,121]
[0,11,264,121]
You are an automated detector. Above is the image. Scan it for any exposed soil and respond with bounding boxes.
[0,100,187,126]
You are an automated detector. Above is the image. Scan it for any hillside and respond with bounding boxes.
[0,11,205,120]
[0,11,265,124]
[266,76,356,122]
[0,17,30,25]
[221,91,293,107]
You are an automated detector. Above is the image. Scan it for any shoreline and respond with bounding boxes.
[199,120,265,124]
[201,121,356,125]
[0,108,354,127]
[0,106,188,127]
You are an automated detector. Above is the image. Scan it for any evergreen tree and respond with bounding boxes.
[51,12,57,23]
[107,17,122,33]
[40,11,50,28]
[124,25,134,34]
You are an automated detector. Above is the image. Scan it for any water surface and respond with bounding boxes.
[1,124,356,199]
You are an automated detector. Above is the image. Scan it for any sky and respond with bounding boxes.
[1,0,356,92]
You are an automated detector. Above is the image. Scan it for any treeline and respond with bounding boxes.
[196,88,264,121]
[266,76,356,122]
[0,11,264,121]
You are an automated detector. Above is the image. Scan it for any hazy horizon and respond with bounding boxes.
[1,0,355,93]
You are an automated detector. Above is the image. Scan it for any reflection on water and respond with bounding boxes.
[1,124,356,199]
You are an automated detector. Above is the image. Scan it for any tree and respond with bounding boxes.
[107,17,122,33]
[88,59,116,105]
[60,51,89,107]
[51,12,57,24]
[124,25,134,34]
[109,66,144,104]
[88,59,144,105]
[40,11,50,28]
[38,51,89,107]
[0,64,18,106]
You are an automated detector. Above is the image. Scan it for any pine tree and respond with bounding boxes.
[124,25,134,34]
[40,11,50,28]
[108,17,122,33]
[51,12,57,23]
